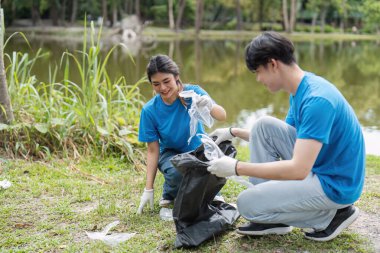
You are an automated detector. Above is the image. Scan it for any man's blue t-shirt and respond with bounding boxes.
[138,84,208,154]
[285,72,365,205]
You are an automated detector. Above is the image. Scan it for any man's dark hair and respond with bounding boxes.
[245,31,296,72]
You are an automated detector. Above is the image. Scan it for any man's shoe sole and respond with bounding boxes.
[236,226,293,236]
[304,206,360,242]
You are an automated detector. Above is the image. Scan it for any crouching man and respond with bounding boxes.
[208,31,365,241]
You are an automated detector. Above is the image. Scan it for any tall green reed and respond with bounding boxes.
[0,20,147,164]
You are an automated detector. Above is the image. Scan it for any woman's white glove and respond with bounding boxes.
[137,188,154,214]
[196,95,213,110]
[209,127,234,145]
[207,156,238,178]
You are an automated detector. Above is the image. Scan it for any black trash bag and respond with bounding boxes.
[170,140,240,248]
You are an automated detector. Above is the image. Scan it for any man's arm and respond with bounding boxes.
[237,138,322,180]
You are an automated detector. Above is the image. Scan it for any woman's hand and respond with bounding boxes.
[137,188,154,214]
[196,95,213,110]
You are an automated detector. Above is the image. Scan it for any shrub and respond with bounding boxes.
[1,20,146,164]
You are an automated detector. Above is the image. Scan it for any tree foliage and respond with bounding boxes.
[1,0,380,32]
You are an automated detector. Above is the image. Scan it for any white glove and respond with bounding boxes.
[207,156,238,178]
[209,127,234,145]
[196,95,213,110]
[137,188,154,214]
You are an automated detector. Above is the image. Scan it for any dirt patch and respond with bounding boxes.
[349,210,380,252]
[72,202,98,215]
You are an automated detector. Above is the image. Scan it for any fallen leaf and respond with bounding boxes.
[14,223,33,229]
[241,243,250,250]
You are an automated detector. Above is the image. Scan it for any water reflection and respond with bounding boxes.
[362,128,380,156]
[233,108,380,156]
[6,37,380,154]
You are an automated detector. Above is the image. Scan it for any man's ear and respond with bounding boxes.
[269,58,279,71]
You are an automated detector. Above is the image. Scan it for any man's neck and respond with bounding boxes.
[282,64,304,95]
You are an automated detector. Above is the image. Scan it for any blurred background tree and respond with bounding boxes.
[0,0,379,33]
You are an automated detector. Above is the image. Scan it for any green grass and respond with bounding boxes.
[0,153,378,252]
[2,20,145,161]
[356,155,380,214]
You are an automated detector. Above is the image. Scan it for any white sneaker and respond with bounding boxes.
[213,195,225,203]
[159,198,173,207]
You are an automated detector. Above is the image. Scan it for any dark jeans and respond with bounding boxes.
[158,149,183,200]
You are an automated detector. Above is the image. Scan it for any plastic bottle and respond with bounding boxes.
[159,208,173,221]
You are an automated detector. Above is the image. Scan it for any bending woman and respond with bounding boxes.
[137,54,226,214]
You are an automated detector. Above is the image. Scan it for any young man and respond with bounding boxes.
[208,31,365,241]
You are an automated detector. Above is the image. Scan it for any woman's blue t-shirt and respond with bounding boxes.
[138,85,208,154]
[285,72,365,205]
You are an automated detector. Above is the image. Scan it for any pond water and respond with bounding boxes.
[6,36,380,155]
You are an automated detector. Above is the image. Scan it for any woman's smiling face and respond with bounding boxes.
[150,72,179,104]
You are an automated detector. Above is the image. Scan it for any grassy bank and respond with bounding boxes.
[6,26,380,43]
[143,27,380,41]
[0,151,378,252]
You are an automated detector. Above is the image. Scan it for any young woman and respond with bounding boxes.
[137,54,227,214]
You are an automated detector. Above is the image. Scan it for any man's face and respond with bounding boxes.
[255,62,282,93]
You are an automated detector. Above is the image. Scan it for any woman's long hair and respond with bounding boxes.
[146,54,186,106]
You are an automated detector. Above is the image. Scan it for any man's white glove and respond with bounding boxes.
[209,127,234,145]
[196,95,213,110]
[137,188,154,214]
[207,156,238,178]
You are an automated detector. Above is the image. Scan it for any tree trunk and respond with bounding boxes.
[124,0,132,14]
[235,0,243,30]
[340,0,347,33]
[320,7,327,33]
[258,0,264,30]
[311,12,317,33]
[11,1,16,25]
[61,0,67,25]
[282,0,290,33]
[50,0,59,26]
[283,0,297,33]
[135,0,141,20]
[195,0,204,35]
[0,9,14,124]
[175,0,186,31]
[70,0,78,24]
[31,0,41,26]
[289,0,297,32]
[168,0,175,30]
[102,0,108,26]
[112,2,118,27]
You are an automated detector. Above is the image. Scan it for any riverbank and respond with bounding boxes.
[6,25,380,42]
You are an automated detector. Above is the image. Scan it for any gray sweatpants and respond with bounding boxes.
[237,116,348,230]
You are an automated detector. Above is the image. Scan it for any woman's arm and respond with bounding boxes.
[211,104,227,121]
[230,127,250,142]
[145,141,160,189]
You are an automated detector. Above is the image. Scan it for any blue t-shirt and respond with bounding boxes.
[138,84,208,154]
[285,72,365,205]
